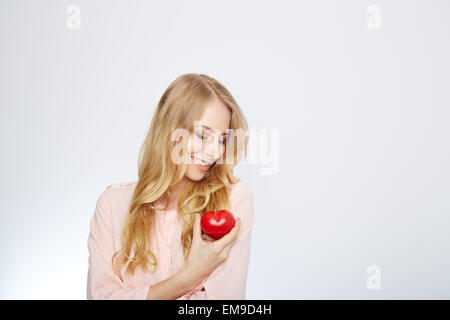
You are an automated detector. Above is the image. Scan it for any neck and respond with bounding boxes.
[163,177,189,209]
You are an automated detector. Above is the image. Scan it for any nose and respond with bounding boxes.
[203,136,222,162]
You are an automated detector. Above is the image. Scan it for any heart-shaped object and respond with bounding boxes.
[200,210,236,240]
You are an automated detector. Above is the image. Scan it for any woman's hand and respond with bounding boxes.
[181,213,241,285]
[201,232,216,242]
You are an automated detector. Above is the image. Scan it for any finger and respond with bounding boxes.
[202,234,215,242]
[221,231,240,256]
[215,218,241,248]
[221,238,237,256]
[229,218,241,240]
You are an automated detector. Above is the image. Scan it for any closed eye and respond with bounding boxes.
[195,132,207,140]
[195,132,226,145]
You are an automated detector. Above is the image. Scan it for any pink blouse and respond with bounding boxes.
[86,178,256,300]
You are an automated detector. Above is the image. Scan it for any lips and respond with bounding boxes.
[195,163,210,171]
[191,156,212,166]
[191,156,212,171]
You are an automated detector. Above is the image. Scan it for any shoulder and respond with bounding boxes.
[103,181,137,196]
[105,181,138,192]
[96,181,137,212]
[93,181,138,232]
[229,177,253,206]
[228,177,256,234]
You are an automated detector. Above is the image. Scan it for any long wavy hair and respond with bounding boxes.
[111,73,249,276]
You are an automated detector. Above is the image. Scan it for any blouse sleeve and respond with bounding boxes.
[87,189,152,300]
[175,183,256,300]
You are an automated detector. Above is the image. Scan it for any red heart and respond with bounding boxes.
[200,210,236,240]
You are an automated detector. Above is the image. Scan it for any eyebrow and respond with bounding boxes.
[201,125,229,136]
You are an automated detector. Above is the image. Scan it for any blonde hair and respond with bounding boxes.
[111,73,249,276]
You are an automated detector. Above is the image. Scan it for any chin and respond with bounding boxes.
[185,166,207,181]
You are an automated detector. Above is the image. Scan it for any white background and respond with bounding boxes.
[1,0,449,299]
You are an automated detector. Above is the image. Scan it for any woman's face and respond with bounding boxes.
[184,99,231,181]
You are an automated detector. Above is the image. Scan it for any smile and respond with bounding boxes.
[191,156,212,170]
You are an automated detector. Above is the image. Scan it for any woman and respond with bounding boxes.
[87,73,255,300]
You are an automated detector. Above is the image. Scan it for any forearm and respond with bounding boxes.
[146,268,202,300]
